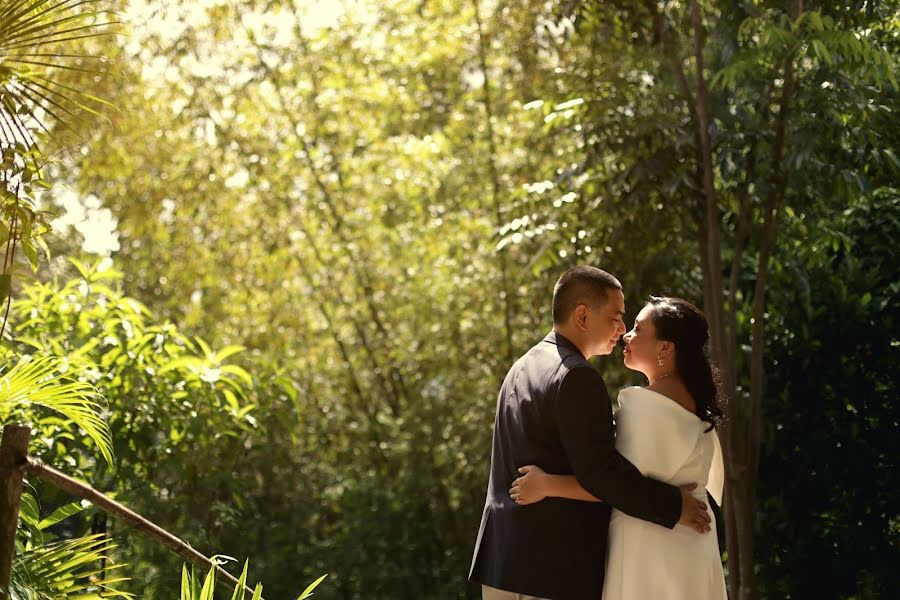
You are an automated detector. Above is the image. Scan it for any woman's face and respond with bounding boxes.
[622,304,664,375]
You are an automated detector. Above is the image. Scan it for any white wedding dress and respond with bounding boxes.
[602,386,727,600]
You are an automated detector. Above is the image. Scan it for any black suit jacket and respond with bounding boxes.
[469,332,682,600]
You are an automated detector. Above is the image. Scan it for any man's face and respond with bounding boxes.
[585,289,626,356]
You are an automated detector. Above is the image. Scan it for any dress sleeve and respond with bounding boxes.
[615,390,685,478]
[707,430,724,506]
[615,388,706,484]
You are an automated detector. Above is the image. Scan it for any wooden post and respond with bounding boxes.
[0,424,30,599]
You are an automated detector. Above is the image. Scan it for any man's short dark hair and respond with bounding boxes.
[552,266,622,324]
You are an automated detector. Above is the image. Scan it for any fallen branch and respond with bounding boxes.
[23,457,258,600]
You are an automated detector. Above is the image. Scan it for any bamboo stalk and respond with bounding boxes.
[23,457,258,600]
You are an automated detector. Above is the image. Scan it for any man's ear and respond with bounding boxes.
[573,304,589,332]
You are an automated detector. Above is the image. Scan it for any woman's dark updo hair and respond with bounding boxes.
[646,296,724,431]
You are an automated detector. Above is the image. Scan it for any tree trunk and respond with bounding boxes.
[739,4,802,598]
[690,2,752,596]
[690,0,727,367]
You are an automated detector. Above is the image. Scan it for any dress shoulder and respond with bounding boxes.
[613,387,707,482]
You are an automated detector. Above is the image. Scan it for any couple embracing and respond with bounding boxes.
[469,266,728,600]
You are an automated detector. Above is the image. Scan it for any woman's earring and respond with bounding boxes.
[657,356,664,366]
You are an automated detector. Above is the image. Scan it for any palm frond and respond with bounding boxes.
[4,58,110,75]
[30,74,117,110]
[8,533,133,600]
[0,29,120,54]
[22,78,110,122]
[0,355,113,465]
[2,22,123,54]
[0,107,31,146]
[0,0,118,152]
[0,1,98,39]
[16,82,90,129]
[1,89,54,141]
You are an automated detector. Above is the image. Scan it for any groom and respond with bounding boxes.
[469,266,711,600]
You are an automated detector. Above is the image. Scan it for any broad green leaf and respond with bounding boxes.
[37,501,85,530]
[213,345,246,363]
[221,365,253,387]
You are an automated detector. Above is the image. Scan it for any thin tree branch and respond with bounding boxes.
[749,0,803,484]
[472,0,514,364]
[644,0,698,117]
[206,106,402,423]
[724,138,753,373]
[248,38,410,405]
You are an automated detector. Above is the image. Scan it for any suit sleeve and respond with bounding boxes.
[555,366,682,529]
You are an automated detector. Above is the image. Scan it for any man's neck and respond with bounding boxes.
[553,326,590,359]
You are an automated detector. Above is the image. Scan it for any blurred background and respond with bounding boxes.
[1,0,897,598]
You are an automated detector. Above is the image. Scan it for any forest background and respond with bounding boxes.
[0,0,897,599]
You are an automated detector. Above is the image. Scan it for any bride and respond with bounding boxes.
[509,296,728,599]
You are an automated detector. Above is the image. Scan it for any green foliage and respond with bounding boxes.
[14,491,131,600]
[177,559,325,600]
[0,0,119,150]
[0,144,54,274]
[9,534,132,600]
[0,355,112,464]
[1,0,119,350]
[6,262,266,594]
[4,473,133,600]
[179,561,260,600]
[1,0,115,191]
[758,188,900,598]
